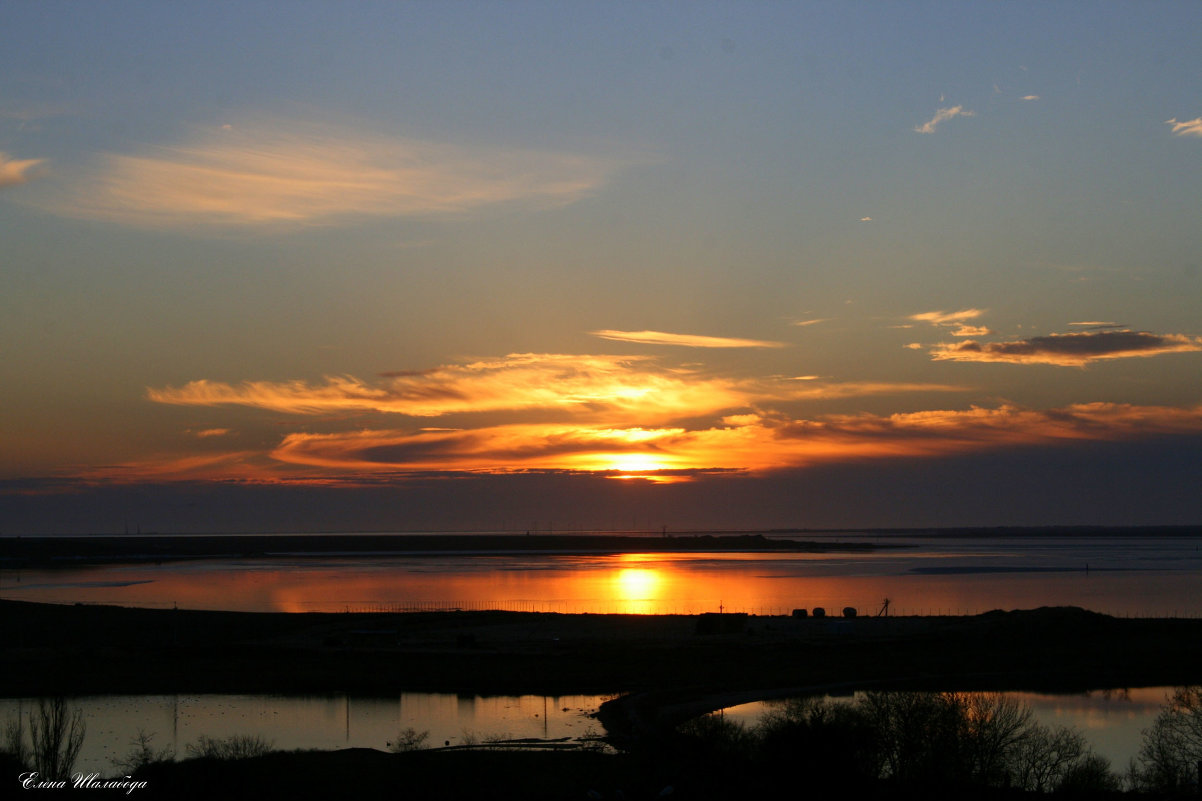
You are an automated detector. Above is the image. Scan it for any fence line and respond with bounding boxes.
[48,598,1201,618]
[320,601,1199,619]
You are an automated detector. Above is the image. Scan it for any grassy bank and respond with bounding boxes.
[3,600,1202,698]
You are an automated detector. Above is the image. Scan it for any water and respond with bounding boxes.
[0,688,1174,779]
[0,692,609,777]
[3,534,1194,782]
[3,534,1200,616]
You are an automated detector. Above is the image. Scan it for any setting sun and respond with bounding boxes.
[599,453,671,473]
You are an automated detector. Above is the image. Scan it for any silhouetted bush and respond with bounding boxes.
[1057,752,1122,795]
[1012,720,1090,792]
[678,691,1118,795]
[1130,685,1202,793]
[678,713,754,760]
[755,696,881,790]
[112,729,175,774]
[387,727,430,752]
[186,734,274,760]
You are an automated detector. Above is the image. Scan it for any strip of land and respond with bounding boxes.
[3,600,1200,701]
[0,533,888,568]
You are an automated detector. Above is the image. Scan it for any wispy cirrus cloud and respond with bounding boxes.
[73,451,276,484]
[149,354,748,423]
[911,309,985,326]
[147,353,960,425]
[109,350,1202,483]
[930,330,1202,367]
[0,152,45,188]
[44,117,626,229]
[259,401,1202,478]
[910,308,991,337]
[62,398,1202,486]
[1166,117,1202,137]
[590,329,786,348]
[914,105,975,134]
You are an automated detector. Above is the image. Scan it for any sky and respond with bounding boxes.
[2,2,1201,534]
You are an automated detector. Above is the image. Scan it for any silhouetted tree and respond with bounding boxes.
[1131,685,1202,792]
[112,729,175,775]
[28,697,86,779]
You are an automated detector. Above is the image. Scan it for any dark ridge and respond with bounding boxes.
[3,600,1200,698]
[0,532,892,568]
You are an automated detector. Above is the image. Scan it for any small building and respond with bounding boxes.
[695,612,749,635]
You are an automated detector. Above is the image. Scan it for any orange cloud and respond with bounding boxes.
[45,117,625,228]
[590,330,786,348]
[911,309,986,326]
[148,353,961,424]
[1166,117,1202,137]
[0,152,45,188]
[258,402,1202,478]
[930,331,1202,366]
[73,451,278,484]
[194,428,232,438]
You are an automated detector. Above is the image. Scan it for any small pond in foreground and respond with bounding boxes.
[1,688,1173,778]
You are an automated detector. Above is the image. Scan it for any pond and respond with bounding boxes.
[1,687,1173,779]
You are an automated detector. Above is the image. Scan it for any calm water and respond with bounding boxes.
[0,688,1174,778]
[3,535,1200,616]
[0,692,608,777]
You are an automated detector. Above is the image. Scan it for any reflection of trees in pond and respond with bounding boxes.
[682,691,1122,794]
[1131,685,1202,792]
[1,697,86,780]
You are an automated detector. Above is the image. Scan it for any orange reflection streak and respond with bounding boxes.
[611,563,664,615]
[8,553,1192,616]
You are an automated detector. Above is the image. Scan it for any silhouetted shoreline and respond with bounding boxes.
[4,526,1198,569]
[0,532,893,568]
[3,600,1200,699]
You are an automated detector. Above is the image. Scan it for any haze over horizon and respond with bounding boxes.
[3,3,1201,534]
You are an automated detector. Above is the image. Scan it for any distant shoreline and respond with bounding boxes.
[0,532,901,568]
[3,526,1200,568]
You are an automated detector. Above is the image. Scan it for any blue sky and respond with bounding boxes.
[2,2,1201,532]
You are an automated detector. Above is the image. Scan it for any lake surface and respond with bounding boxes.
[0,688,1174,779]
[3,534,1200,616]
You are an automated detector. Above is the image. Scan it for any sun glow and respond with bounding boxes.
[611,564,663,613]
[588,452,691,483]
[600,453,671,472]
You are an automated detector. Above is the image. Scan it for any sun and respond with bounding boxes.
[592,452,690,483]
[601,453,671,473]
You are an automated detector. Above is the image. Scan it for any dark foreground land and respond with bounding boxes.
[4,601,1202,798]
[5,600,1202,699]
